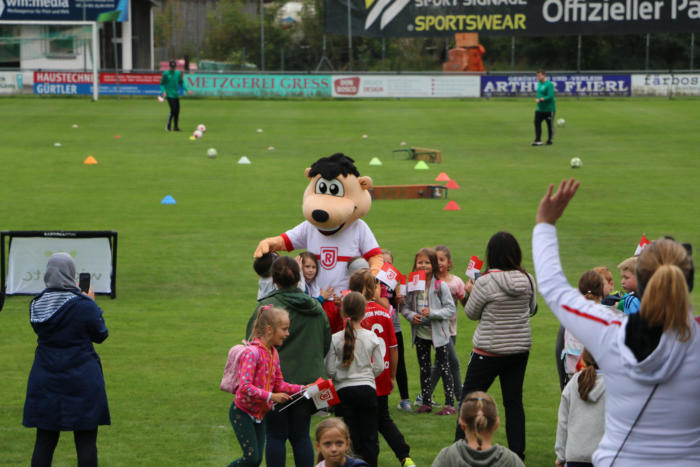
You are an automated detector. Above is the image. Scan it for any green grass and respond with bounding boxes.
[1,96,699,466]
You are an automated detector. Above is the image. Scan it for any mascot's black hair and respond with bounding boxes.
[308,153,360,180]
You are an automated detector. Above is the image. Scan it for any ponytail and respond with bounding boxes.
[641,264,691,342]
[340,292,367,368]
[460,391,498,450]
[348,269,377,301]
[577,349,598,402]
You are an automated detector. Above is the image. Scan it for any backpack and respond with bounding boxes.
[220,340,255,394]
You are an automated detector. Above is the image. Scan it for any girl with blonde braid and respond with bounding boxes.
[432,391,524,467]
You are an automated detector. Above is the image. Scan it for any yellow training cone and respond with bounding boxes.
[84,156,98,165]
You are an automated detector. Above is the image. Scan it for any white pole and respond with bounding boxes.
[92,22,100,102]
[122,0,133,71]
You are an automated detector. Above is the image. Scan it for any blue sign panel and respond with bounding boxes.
[0,0,127,22]
[481,74,631,97]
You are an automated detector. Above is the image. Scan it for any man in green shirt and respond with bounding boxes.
[160,59,192,132]
[532,70,556,146]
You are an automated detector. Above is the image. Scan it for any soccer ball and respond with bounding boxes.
[557,118,566,127]
[193,130,203,139]
[207,148,217,158]
[570,157,582,169]
[197,124,207,133]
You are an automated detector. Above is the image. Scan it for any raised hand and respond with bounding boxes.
[536,178,580,225]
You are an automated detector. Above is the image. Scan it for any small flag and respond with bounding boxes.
[414,161,429,170]
[445,180,460,189]
[305,378,340,409]
[340,289,351,298]
[435,172,450,181]
[161,195,176,204]
[369,157,382,166]
[634,234,651,256]
[376,263,401,290]
[407,270,426,293]
[443,201,461,211]
[398,274,407,297]
[83,156,98,165]
[465,255,484,280]
[238,156,251,164]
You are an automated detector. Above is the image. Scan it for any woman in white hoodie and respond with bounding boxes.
[534,178,699,467]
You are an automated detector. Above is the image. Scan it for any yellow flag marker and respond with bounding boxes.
[84,156,98,165]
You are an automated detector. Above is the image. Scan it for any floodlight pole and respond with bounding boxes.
[260,0,265,71]
[645,33,650,70]
[347,0,352,70]
[576,35,582,72]
[691,33,695,70]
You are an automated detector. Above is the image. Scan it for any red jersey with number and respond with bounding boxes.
[361,301,397,396]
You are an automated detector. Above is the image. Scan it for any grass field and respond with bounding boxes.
[1,95,699,466]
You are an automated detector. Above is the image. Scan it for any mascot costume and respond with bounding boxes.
[254,153,383,331]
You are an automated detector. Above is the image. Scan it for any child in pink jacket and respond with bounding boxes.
[230,306,303,466]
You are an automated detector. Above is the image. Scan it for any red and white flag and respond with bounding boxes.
[407,270,426,293]
[398,274,407,297]
[465,255,484,280]
[304,378,340,409]
[634,234,651,256]
[376,262,401,290]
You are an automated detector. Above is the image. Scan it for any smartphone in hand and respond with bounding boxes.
[79,273,91,293]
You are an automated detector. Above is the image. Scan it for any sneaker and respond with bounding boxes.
[414,394,422,406]
[531,141,543,146]
[397,399,412,412]
[436,406,456,416]
[174,128,181,132]
[546,140,553,145]
[166,126,171,132]
[416,404,432,414]
[401,457,416,467]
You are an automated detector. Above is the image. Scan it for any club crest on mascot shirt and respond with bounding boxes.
[254,153,383,294]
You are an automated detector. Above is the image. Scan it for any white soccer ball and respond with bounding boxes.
[54,142,62,147]
[72,124,79,129]
[362,134,368,139]
[207,148,217,158]
[193,130,203,139]
[557,118,566,127]
[570,157,582,169]
[257,128,263,133]
[197,124,207,133]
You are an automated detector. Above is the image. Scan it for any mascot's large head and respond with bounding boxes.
[303,153,373,236]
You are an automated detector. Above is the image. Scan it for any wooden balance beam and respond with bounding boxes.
[370,184,448,200]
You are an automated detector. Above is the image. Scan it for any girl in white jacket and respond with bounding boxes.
[534,178,700,467]
[555,349,606,467]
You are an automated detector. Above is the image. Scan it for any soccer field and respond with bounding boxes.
[1,96,698,466]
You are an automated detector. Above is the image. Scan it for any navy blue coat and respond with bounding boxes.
[23,289,110,431]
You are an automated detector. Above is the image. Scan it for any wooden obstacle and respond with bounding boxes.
[370,184,447,200]
[392,147,442,163]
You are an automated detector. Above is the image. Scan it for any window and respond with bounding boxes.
[46,26,75,57]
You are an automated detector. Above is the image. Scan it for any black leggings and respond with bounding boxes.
[167,97,180,130]
[32,428,98,467]
[395,331,409,400]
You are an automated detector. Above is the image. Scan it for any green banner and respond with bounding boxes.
[186,74,332,97]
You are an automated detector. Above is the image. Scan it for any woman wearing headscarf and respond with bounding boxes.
[23,253,110,467]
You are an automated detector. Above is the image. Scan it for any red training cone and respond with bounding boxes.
[435,172,450,181]
[443,201,461,211]
[445,180,460,189]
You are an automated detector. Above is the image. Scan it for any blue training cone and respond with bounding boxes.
[161,195,177,205]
